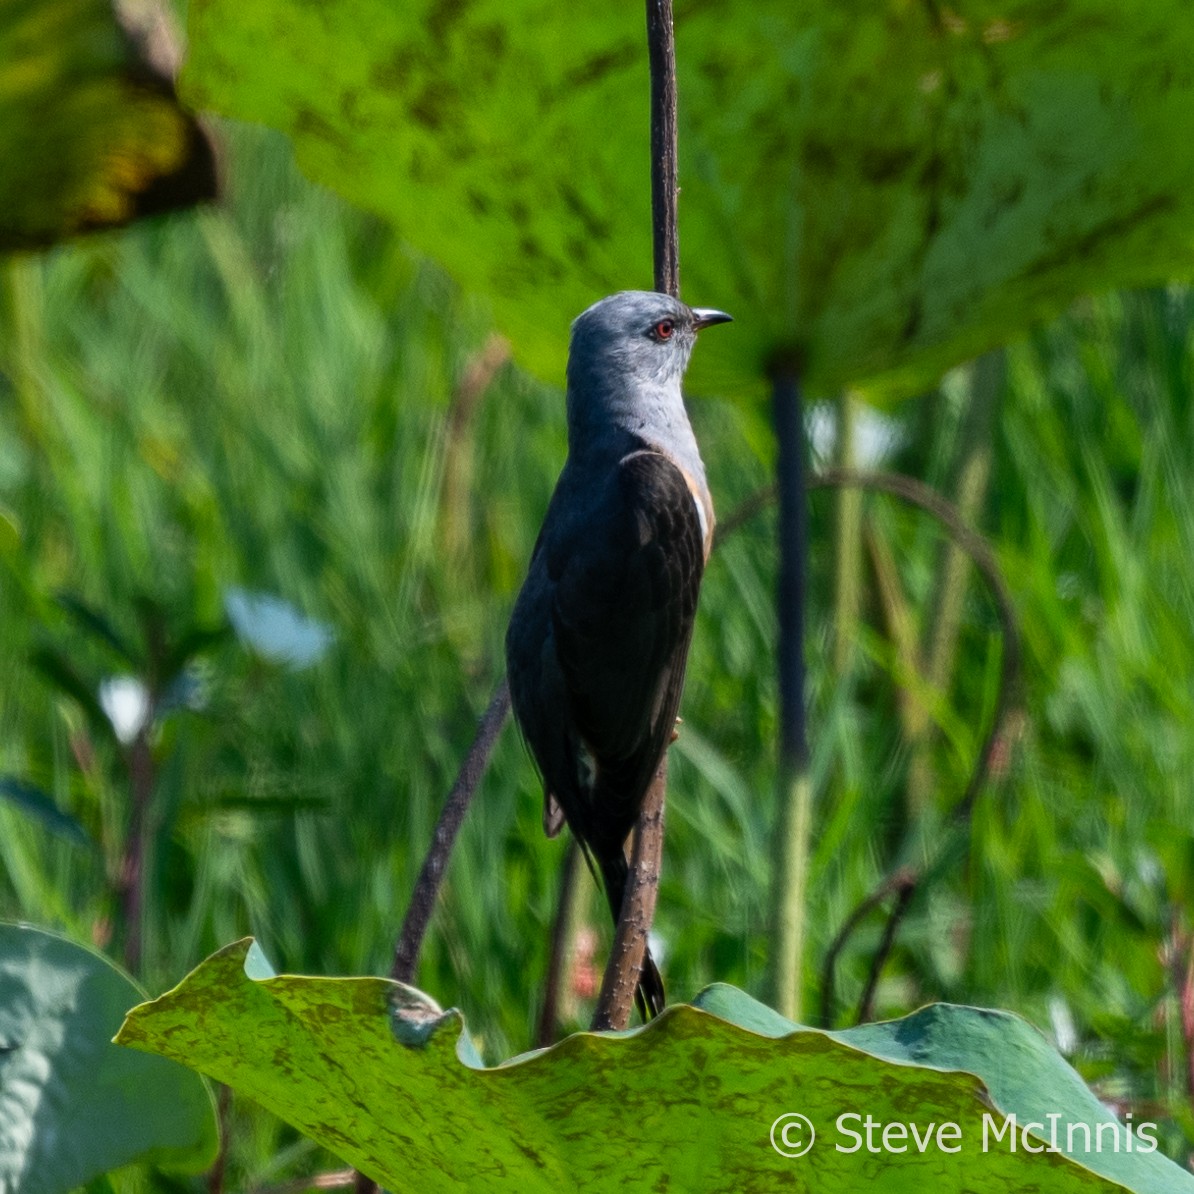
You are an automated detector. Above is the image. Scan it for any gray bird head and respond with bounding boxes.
[565,291,731,457]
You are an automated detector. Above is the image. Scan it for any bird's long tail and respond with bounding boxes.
[599,851,666,1020]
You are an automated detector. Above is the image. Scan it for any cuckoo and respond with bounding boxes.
[506,290,731,1018]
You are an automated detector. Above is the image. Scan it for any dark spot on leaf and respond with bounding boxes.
[698,58,728,85]
[409,149,430,184]
[861,146,918,184]
[373,45,424,89]
[427,0,473,44]
[410,82,456,130]
[513,1139,548,1168]
[1035,195,1176,275]
[341,89,367,130]
[559,183,612,241]
[565,237,591,267]
[801,137,836,174]
[509,200,530,226]
[470,22,507,61]
[294,108,348,152]
[468,190,491,216]
[564,41,639,88]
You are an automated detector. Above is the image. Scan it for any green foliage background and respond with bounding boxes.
[3,124,1194,1184]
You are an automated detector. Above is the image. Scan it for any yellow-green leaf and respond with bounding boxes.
[0,0,217,250]
[180,0,1194,401]
[117,938,1191,1192]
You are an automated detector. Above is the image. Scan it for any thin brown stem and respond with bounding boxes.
[588,0,680,1037]
[646,0,679,298]
[819,868,916,1028]
[119,727,154,974]
[856,881,916,1023]
[207,1084,232,1194]
[537,838,581,1047]
[591,758,667,1032]
[718,468,1020,1026]
[390,681,511,983]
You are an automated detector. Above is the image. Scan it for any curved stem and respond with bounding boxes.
[390,681,511,983]
[537,838,581,1046]
[718,468,1021,1025]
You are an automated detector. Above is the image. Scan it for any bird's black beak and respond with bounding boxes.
[692,307,733,331]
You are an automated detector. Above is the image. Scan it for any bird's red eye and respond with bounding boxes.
[652,319,675,340]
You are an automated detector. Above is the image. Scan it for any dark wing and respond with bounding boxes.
[547,449,705,852]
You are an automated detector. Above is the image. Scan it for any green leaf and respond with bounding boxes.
[180,1,1194,402]
[54,593,139,667]
[28,645,116,744]
[0,776,90,846]
[0,924,218,1194]
[117,938,1192,1192]
[0,0,217,250]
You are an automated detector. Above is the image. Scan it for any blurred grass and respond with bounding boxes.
[2,121,1194,1179]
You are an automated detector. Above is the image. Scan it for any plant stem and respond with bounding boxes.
[590,0,680,1034]
[537,838,580,1047]
[907,350,1003,811]
[441,335,510,558]
[120,726,154,975]
[208,1084,232,1194]
[591,759,666,1032]
[391,681,510,983]
[646,0,680,298]
[832,392,863,675]
[766,366,811,1021]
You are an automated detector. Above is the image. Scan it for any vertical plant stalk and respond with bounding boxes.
[207,1084,232,1194]
[907,350,1002,811]
[119,725,155,974]
[717,469,1019,1024]
[766,365,812,1021]
[589,0,679,1034]
[866,522,930,740]
[809,469,1020,1024]
[390,681,511,983]
[441,335,510,558]
[592,758,667,1032]
[925,351,1003,688]
[536,838,581,1046]
[121,613,166,976]
[646,0,680,298]
[832,392,863,675]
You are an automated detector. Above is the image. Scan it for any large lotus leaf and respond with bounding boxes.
[179,0,1194,401]
[117,938,1192,1192]
[0,0,217,250]
[0,923,218,1194]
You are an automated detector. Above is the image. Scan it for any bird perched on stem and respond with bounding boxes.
[506,290,731,1019]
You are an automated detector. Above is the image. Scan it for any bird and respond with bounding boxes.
[505,290,732,1019]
